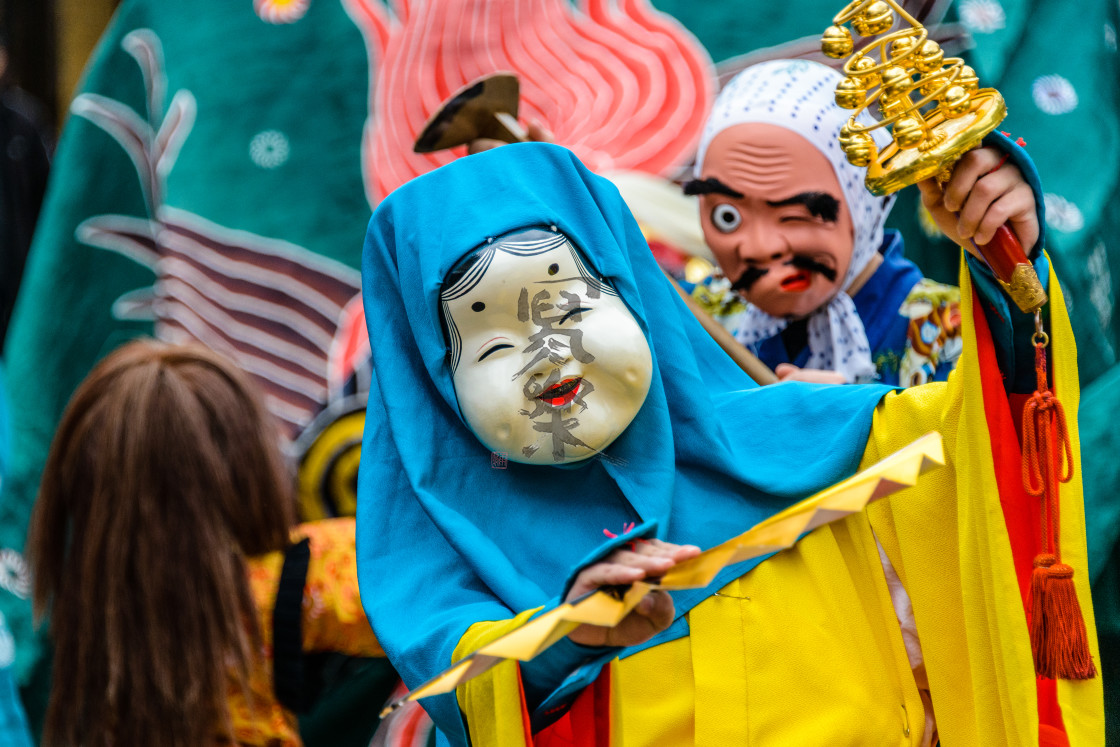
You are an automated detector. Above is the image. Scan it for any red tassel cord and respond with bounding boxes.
[1021,320,1095,679]
[603,522,648,552]
[602,522,636,540]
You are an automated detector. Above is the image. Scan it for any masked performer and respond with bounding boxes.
[357,142,1100,745]
[686,60,1039,388]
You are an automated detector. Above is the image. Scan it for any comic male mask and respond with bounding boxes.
[441,228,653,465]
[687,60,895,383]
[691,123,855,320]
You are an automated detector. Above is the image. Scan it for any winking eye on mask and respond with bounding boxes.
[441,228,653,465]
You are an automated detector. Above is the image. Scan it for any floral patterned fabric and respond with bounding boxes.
[226,517,383,746]
[892,279,963,388]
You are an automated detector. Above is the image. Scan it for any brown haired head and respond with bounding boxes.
[27,339,295,747]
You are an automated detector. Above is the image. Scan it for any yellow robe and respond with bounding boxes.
[455,264,1104,745]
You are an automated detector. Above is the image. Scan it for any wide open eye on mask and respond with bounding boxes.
[440,228,653,465]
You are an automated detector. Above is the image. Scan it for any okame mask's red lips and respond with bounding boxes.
[779,269,812,293]
[537,377,582,408]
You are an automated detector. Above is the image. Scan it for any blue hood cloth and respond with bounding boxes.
[356,142,891,738]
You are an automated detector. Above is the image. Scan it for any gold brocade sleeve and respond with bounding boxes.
[297,517,385,658]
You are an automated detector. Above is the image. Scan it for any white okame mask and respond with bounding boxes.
[441,228,653,465]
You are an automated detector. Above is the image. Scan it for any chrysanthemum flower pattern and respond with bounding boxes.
[250,130,291,169]
[959,0,1006,33]
[1087,240,1113,333]
[254,0,310,24]
[0,550,28,601]
[1032,74,1078,115]
[1043,193,1085,233]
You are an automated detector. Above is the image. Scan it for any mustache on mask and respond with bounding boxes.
[730,265,769,293]
[788,254,838,283]
[731,255,838,293]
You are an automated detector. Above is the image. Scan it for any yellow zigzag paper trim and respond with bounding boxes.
[381,432,945,715]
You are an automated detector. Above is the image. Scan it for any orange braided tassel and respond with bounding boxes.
[1035,563,1097,679]
[1022,341,1095,680]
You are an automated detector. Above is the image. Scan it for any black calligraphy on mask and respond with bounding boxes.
[515,285,598,461]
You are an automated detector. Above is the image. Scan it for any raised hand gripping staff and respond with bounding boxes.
[822,0,1094,681]
[820,0,1045,314]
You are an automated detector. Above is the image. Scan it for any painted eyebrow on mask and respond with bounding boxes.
[766,192,840,223]
[682,177,744,199]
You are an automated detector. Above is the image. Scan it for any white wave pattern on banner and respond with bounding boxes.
[71,30,361,438]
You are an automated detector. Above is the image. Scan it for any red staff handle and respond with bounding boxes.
[978,225,1026,281]
[969,223,1048,314]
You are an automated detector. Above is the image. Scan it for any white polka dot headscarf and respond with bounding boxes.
[695,59,896,383]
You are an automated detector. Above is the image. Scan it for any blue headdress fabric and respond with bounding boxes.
[357,142,890,737]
